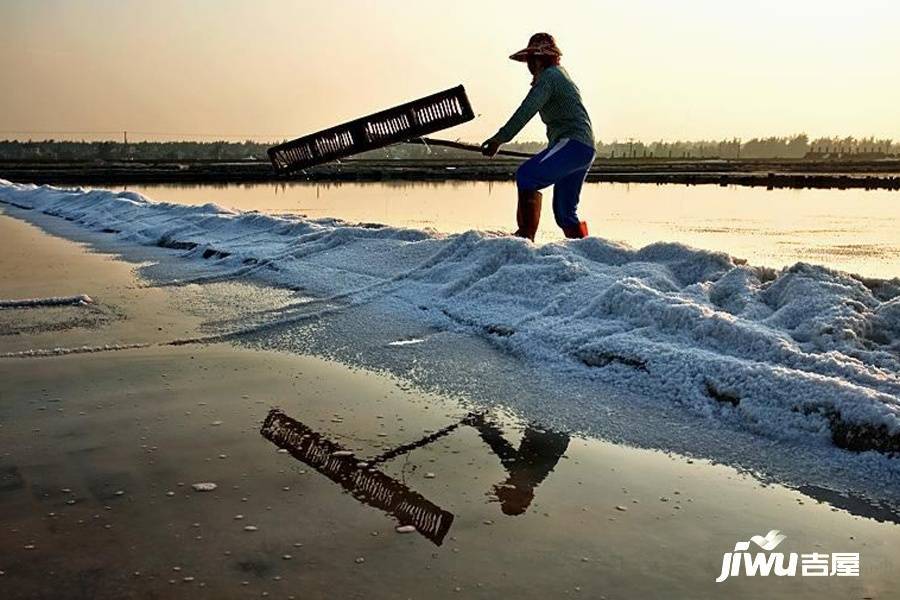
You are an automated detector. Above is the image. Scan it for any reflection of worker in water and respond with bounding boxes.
[469,416,570,515]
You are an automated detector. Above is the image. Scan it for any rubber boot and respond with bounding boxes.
[562,221,589,239]
[514,190,542,241]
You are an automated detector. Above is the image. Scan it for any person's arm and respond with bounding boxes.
[493,72,555,144]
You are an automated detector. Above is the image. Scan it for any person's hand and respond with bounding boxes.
[481,138,501,158]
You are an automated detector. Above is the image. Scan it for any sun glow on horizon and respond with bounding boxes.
[2,0,899,143]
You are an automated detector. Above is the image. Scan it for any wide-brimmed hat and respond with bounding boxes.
[509,32,562,62]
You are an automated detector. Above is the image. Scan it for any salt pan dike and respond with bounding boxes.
[2,180,899,474]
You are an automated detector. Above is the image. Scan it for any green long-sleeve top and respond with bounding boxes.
[493,66,595,149]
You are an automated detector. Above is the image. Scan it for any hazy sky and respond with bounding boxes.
[2,0,899,143]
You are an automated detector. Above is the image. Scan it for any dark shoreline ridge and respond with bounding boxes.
[3,158,900,189]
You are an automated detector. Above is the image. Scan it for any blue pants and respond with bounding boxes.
[515,138,595,229]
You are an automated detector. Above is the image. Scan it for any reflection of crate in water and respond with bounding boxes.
[267,85,474,173]
[261,409,455,545]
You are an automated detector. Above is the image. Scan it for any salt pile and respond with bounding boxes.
[1,179,898,455]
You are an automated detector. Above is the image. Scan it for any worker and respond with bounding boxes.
[482,33,596,240]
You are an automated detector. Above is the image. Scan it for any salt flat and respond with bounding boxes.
[0,187,899,599]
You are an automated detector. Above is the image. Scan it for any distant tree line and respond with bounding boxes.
[0,140,271,162]
[0,139,549,161]
[0,135,896,161]
[599,135,898,159]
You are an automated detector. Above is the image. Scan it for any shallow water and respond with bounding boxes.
[125,181,900,278]
[2,193,900,599]
[1,216,898,599]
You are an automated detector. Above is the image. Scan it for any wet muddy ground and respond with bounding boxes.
[1,212,899,599]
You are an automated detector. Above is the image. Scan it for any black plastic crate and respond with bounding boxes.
[268,85,474,173]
